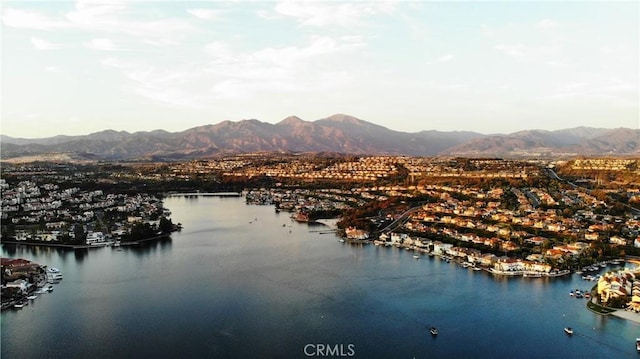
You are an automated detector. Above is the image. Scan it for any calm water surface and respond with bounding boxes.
[2,196,639,358]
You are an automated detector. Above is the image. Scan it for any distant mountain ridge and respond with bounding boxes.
[1,114,638,160]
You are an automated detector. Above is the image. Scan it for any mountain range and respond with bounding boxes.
[1,114,638,160]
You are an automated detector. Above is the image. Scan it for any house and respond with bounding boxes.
[478,253,498,267]
[609,236,627,245]
[433,242,453,255]
[494,257,524,272]
[524,261,551,273]
[525,236,546,246]
[597,269,640,305]
[86,231,106,245]
[5,279,29,294]
[345,227,369,240]
[390,232,407,244]
[584,232,599,241]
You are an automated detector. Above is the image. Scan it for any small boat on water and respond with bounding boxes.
[636,338,640,352]
[14,302,25,309]
[564,327,573,335]
[430,327,438,336]
[47,267,63,281]
[413,255,420,259]
[27,295,37,300]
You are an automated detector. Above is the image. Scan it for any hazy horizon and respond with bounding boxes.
[2,1,638,138]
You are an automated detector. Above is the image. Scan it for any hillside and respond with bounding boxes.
[1,115,637,160]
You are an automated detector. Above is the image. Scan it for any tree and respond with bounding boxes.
[606,295,629,309]
[159,217,174,234]
[126,222,156,241]
[72,225,86,245]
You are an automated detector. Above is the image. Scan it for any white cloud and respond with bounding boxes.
[544,60,570,67]
[101,57,134,69]
[480,24,494,37]
[44,66,62,73]
[86,38,121,51]
[273,0,395,27]
[249,36,362,67]
[66,1,127,27]
[101,57,206,108]
[99,34,364,108]
[2,8,68,30]
[436,54,454,63]
[546,75,638,105]
[204,41,234,61]
[494,43,528,60]
[441,83,471,92]
[31,37,70,50]
[187,8,224,20]
[536,19,556,30]
[3,3,193,42]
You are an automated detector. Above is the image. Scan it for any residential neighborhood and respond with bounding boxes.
[1,176,175,246]
[1,155,639,313]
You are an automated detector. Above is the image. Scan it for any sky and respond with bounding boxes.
[1,1,638,138]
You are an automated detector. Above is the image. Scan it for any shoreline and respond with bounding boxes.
[609,309,640,324]
[1,234,171,249]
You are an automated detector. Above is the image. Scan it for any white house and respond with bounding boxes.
[5,279,29,294]
[433,241,453,255]
[86,231,106,245]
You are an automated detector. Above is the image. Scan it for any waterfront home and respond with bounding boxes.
[447,246,467,259]
[494,257,525,272]
[432,242,453,256]
[524,261,552,273]
[345,227,369,240]
[85,231,106,245]
[5,279,29,294]
[1,258,42,279]
[478,253,498,267]
[597,269,640,307]
[390,233,407,245]
[413,238,429,248]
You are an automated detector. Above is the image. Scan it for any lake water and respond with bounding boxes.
[2,196,639,358]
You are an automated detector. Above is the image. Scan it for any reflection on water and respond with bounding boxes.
[128,236,173,257]
[2,236,173,262]
[74,248,88,262]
